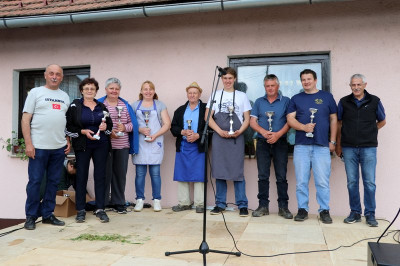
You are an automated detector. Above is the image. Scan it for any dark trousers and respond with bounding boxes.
[105,148,129,206]
[25,147,65,219]
[256,138,289,208]
[75,142,109,211]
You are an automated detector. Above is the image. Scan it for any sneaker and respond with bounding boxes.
[195,206,204,213]
[153,199,162,212]
[95,209,109,223]
[172,204,192,212]
[24,217,36,230]
[365,214,378,227]
[134,199,144,212]
[279,208,294,219]
[252,206,269,217]
[210,206,225,215]
[75,210,86,223]
[239,208,249,217]
[343,212,361,224]
[115,205,127,214]
[319,210,333,224]
[294,208,308,221]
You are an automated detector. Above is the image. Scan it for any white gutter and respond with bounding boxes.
[0,0,353,29]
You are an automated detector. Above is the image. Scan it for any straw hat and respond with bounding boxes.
[186,82,202,93]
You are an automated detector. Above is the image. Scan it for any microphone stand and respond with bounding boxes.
[165,67,241,265]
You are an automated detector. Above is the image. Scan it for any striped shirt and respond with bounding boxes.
[104,99,132,149]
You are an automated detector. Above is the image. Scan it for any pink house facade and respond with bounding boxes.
[0,0,399,226]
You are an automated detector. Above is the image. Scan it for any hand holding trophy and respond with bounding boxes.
[265,111,275,132]
[93,111,109,140]
[115,106,125,137]
[228,106,235,135]
[142,111,151,141]
[305,108,318,138]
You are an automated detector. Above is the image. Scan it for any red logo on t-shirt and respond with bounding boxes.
[53,104,61,110]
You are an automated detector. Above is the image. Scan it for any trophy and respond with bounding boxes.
[265,111,275,132]
[187,120,192,130]
[115,106,125,137]
[228,106,235,135]
[142,111,151,141]
[306,108,318,138]
[93,111,109,140]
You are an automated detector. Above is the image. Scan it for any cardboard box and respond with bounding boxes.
[54,190,77,218]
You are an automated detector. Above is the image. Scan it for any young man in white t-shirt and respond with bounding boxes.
[205,67,251,217]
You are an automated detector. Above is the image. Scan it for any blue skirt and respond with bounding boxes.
[173,140,205,182]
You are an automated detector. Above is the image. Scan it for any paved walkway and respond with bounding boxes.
[0,207,397,265]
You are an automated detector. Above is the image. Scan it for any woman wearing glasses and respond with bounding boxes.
[66,77,113,223]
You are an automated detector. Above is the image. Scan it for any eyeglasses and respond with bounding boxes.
[82,88,96,91]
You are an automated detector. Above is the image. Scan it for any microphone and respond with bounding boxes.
[217,66,227,75]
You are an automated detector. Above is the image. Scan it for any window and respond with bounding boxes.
[229,53,330,157]
[17,67,90,138]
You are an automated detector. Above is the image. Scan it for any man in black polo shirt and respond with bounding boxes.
[336,74,386,227]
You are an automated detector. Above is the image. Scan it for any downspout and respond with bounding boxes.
[0,0,353,29]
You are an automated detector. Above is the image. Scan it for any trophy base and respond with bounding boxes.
[93,135,100,140]
[116,132,125,137]
[305,133,314,138]
[228,131,235,135]
[144,136,151,141]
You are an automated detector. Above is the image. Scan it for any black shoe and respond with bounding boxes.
[95,209,110,223]
[195,206,204,213]
[319,210,333,224]
[252,206,269,217]
[115,205,127,214]
[75,210,86,223]
[294,208,308,221]
[172,204,192,212]
[279,208,293,219]
[42,215,65,226]
[343,212,361,224]
[239,208,249,217]
[365,214,378,227]
[210,206,225,215]
[24,217,36,230]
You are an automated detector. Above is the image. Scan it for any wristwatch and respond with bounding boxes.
[329,140,336,145]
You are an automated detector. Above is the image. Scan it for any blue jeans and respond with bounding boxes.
[293,145,331,212]
[256,138,289,208]
[215,179,248,209]
[342,147,377,216]
[25,147,65,219]
[75,142,109,211]
[135,164,161,200]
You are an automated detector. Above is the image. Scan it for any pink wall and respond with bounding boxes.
[1,0,399,226]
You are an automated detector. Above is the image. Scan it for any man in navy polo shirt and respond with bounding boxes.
[287,69,337,224]
[250,74,292,219]
[336,74,386,227]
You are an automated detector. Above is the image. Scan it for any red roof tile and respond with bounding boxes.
[0,0,185,18]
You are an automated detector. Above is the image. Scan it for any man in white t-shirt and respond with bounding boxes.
[22,64,71,230]
[205,67,252,217]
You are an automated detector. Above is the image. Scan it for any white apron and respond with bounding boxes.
[132,101,164,165]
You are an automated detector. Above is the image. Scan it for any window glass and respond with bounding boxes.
[17,67,90,138]
[230,54,330,157]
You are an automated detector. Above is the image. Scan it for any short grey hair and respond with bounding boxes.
[105,77,122,89]
[264,74,280,85]
[350,74,366,84]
